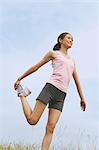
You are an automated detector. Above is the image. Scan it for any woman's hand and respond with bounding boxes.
[80,99,86,111]
[14,79,20,90]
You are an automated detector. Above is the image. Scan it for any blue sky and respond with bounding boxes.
[0,0,98,148]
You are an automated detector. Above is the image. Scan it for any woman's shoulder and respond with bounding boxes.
[69,55,75,66]
[48,50,59,59]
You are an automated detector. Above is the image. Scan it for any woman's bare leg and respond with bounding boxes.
[41,108,61,150]
[19,96,46,125]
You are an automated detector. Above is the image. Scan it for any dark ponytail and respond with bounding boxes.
[53,43,60,51]
[53,32,69,51]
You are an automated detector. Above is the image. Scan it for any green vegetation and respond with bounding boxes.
[0,143,98,150]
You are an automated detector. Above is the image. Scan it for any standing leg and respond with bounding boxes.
[41,108,61,150]
[19,96,46,125]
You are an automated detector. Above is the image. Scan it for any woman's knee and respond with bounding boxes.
[46,123,56,134]
[27,117,39,126]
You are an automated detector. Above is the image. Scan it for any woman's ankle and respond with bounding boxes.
[20,96,26,101]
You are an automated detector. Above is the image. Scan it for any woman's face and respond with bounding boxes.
[60,34,73,49]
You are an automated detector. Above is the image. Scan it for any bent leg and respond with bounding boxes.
[20,96,46,125]
[41,108,61,150]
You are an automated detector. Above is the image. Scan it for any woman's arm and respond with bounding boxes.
[72,63,86,111]
[18,50,54,81]
[14,50,54,90]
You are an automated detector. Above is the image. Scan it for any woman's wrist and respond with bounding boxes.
[80,98,85,102]
[17,77,21,81]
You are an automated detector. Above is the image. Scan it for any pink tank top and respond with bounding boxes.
[47,51,75,93]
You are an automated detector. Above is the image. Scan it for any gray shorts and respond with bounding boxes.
[36,83,66,112]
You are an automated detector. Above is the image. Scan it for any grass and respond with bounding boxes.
[0,129,98,150]
[0,143,98,150]
[0,143,40,150]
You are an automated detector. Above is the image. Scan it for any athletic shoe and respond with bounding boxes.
[16,84,31,97]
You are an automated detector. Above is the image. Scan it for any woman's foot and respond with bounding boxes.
[16,84,31,97]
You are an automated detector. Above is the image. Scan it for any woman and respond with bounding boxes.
[14,32,86,150]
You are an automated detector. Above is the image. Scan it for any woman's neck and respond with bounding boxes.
[59,48,69,55]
